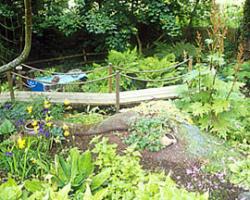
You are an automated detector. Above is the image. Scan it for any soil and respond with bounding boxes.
[74,131,245,200]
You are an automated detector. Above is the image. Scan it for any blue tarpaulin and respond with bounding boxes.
[27,73,87,91]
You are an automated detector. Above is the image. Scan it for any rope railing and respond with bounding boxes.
[120,73,187,83]
[11,71,116,86]
[20,57,192,76]
[56,74,116,86]
[11,71,52,84]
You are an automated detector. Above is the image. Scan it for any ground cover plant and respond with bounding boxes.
[0,101,209,199]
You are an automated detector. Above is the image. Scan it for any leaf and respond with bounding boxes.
[0,178,22,200]
[55,155,70,185]
[50,184,71,200]
[212,99,230,115]
[91,168,111,190]
[83,184,92,200]
[78,150,94,178]
[24,179,45,193]
[69,148,80,183]
[0,119,15,135]
[190,102,211,117]
[91,188,109,200]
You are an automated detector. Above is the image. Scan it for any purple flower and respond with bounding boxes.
[42,108,49,115]
[186,169,193,175]
[3,103,12,110]
[45,131,50,138]
[16,119,25,127]
[2,178,8,183]
[5,152,13,157]
[39,124,44,134]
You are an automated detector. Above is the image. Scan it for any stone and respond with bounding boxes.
[238,192,250,200]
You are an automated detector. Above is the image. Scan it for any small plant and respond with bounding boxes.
[0,119,15,137]
[124,116,172,152]
[63,113,104,125]
[50,147,110,193]
[177,2,250,141]
[0,136,52,181]
[228,157,250,190]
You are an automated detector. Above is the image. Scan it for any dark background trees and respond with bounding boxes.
[1,0,248,68]
[243,0,250,57]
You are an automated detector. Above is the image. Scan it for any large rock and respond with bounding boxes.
[238,192,250,200]
[85,111,139,135]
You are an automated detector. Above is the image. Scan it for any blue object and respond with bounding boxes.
[26,73,87,92]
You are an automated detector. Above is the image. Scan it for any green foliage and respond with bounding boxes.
[135,173,208,200]
[0,119,15,136]
[0,98,64,123]
[30,0,199,50]
[223,4,243,28]
[229,157,250,190]
[34,67,56,77]
[0,178,22,200]
[50,147,110,195]
[222,60,250,95]
[82,49,181,92]
[178,66,249,141]
[243,0,250,39]
[63,113,104,125]
[154,41,197,60]
[124,117,168,152]
[0,135,208,199]
[0,136,51,181]
[91,137,208,200]
[51,148,94,189]
[0,82,9,92]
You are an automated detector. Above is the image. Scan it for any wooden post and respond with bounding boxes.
[6,71,15,101]
[188,57,193,71]
[16,65,23,90]
[115,71,120,113]
[108,64,113,93]
[83,49,87,62]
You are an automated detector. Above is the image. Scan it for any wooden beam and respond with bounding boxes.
[0,85,186,105]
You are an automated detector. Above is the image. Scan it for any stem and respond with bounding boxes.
[22,149,28,181]
[22,137,30,181]
[226,76,237,100]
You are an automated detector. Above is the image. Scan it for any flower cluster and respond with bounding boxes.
[63,124,70,137]
[64,99,72,111]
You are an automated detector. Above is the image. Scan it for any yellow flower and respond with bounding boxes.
[33,126,39,134]
[63,124,69,130]
[187,118,194,125]
[64,130,70,137]
[31,158,37,164]
[64,99,70,106]
[32,120,38,127]
[17,137,26,149]
[44,103,51,109]
[45,115,53,122]
[44,100,51,109]
[46,122,52,127]
[27,106,33,114]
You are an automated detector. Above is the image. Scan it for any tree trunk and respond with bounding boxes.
[0,0,32,74]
